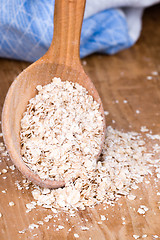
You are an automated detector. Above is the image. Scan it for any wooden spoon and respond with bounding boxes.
[2,0,106,188]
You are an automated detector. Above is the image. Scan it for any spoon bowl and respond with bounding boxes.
[2,0,106,188]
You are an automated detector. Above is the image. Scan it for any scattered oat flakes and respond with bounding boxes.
[27,126,160,210]
[10,117,160,216]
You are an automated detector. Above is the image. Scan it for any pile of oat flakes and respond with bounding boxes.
[20,77,104,182]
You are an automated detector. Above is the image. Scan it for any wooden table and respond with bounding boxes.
[0,5,160,240]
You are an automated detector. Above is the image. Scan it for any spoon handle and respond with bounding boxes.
[47,0,86,67]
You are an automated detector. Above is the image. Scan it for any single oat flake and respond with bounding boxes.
[133,235,140,239]
[9,201,15,207]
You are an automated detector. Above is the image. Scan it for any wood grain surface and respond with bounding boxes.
[0,4,160,240]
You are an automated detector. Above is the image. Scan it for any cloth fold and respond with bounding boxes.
[0,0,159,62]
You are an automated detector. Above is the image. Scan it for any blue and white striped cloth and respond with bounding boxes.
[0,0,159,62]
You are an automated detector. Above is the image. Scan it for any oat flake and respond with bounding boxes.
[133,235,140,239]
[9,201,15,207]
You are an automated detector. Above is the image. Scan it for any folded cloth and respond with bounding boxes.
[0,0,159,62]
